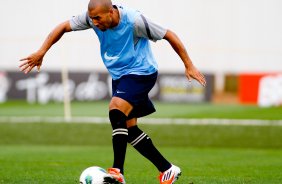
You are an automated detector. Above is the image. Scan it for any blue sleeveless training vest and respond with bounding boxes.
[93,5,158,80]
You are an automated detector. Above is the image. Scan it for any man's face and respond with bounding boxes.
[88,6,113,31]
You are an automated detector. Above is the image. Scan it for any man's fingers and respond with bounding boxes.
[19,60,29,67]
[37,65,41,72]
[19,57,28,61]
[195,73,205,86]
[188,72,207,87]
[19,58,42,74]
[187,74,192,82]
[198,74,206,87]
[19,63,31,72]
[200,79,206,87]
[25,64,35,74]
[19,53,43,74]
[19,63,35,74]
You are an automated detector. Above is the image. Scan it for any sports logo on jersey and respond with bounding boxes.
[104,52,119,61]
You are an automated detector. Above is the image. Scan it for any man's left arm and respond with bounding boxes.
[163,30,206,86]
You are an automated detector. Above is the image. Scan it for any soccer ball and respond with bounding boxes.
[79,166,108,184]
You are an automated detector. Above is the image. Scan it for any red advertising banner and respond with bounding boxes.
[239,74,264,104]
[239,73,282,106]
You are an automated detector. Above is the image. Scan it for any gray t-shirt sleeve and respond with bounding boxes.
[134,14,167,42]
[69,12,92,31]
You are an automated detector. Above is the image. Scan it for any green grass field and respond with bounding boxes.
[0,101,282,183]
[1,100,282,119]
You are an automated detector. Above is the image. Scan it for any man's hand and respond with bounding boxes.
[19,52,44,74]
[18,21,72,74]
[164,30,207,87]
[185,65,206,87]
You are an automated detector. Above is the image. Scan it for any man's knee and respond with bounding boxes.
[109,97,133,116]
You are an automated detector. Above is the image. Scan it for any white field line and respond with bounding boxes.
[0,116,282,126]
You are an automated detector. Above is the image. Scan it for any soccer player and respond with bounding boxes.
[19,0,206,183]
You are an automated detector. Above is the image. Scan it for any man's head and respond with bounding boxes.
[88,0,116,31]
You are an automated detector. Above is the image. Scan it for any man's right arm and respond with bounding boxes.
[39,21,72,57]
[19,21,72,74]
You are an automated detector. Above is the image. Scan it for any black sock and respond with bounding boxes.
[127,125,171,172]
[109,109,128,174]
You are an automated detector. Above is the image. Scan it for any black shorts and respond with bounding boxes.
[112,72,158,119]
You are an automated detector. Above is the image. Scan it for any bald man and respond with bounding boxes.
[19,0,206,183]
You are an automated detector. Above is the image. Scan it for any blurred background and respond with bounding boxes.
[1,1,282,183]
[1,0,282,107]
